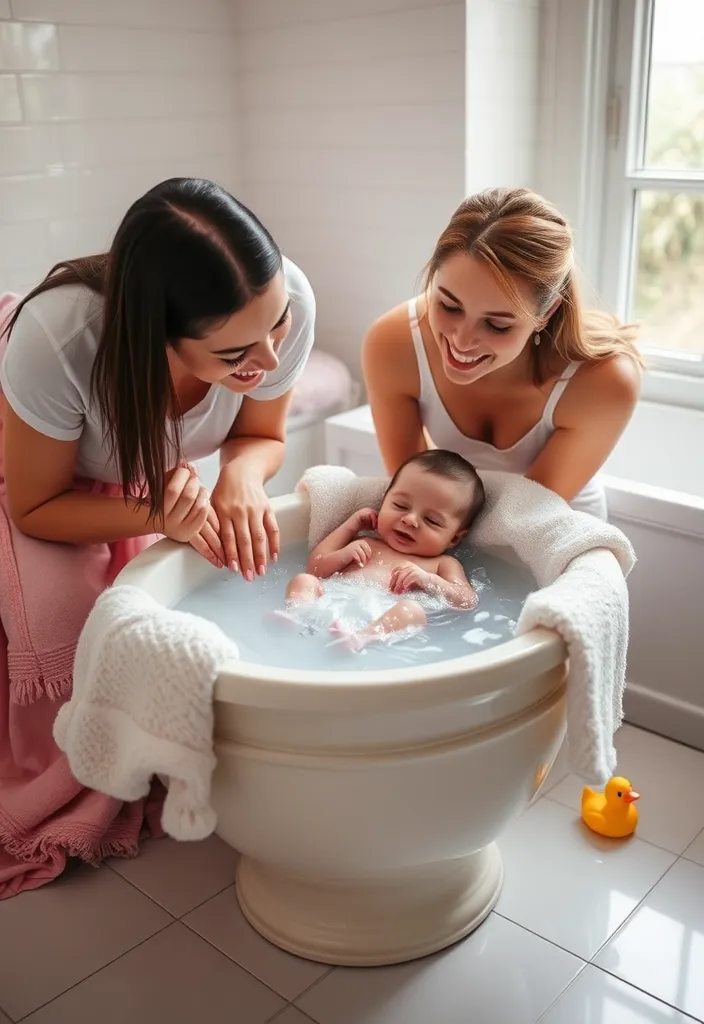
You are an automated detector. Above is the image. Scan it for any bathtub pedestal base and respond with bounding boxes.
[235,843,503,967]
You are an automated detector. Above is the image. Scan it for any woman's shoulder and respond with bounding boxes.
[558,353,642,425]
[366,300,415,343]
[283,256,315,320]
[362,300,416,361]
[13,283,102,358]
[362,300,420,394]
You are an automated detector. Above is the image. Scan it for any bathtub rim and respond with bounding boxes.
[115,492,567,712]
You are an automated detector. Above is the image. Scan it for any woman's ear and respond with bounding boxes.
[541,296,562,328]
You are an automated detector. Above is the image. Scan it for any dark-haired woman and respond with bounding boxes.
[0,178,315,896]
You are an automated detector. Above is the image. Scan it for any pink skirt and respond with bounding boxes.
[0,298,164,899]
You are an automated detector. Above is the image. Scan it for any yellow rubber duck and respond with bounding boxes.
[581,776,640,838]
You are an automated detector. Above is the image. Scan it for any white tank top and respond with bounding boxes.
[408,299,607,519]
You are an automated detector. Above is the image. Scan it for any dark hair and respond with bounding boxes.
[2,178,283,517]
[388,449,485,529]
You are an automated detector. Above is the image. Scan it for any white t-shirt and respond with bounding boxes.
[0,257,315,484]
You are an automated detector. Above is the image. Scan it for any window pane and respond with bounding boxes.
[632,190,704,354]
[644,0,704,171]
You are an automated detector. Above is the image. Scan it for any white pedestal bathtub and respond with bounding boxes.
[116,493,567,967]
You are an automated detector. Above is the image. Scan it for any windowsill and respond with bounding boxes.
[640,369,704,411]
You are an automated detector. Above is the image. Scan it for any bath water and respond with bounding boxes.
[176,542,536,672]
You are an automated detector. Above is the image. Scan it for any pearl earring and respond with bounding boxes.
[533,332,541,347]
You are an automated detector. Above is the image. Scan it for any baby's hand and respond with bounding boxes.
[354,507,378,532]
[344,539,373,568]
[390,562,433,594]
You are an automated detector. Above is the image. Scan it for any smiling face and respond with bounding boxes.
[427,252,547,386]
[172,270,291,394]
[377,462,473,557]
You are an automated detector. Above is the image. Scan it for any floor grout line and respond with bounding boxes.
[494,839,681,976]
[178,910,333,1008]
[535,958,591,1023]
[682,825,704,862]
[492,910,590,964]
[588,959,704,1022]
[105,859,236,920]
[14,919,176,1022]
[103,861,177,921]
[266,1005,319,1024]
[103,864,328,1009]
[296,966,336,995]
[265,1008,290,1024]
[586,854,684,967]
[0,999,16,1024]
[541,791,703,859]
[176,881,236,919]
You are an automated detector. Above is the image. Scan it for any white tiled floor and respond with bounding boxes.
[0,724,702,1024]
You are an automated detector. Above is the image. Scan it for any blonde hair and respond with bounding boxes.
[423,187,643,383]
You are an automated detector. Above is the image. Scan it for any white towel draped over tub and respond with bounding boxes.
[297,465,636,786]
[53,465,636,830]
[54,585,239,841]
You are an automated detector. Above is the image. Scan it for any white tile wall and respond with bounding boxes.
[236,0,457,33]
[0,0,239,295]
[0,0,545,378]
[0,73,22,120]
[10,0,233,32]
[465,0,540,194]
[535,0,612,286]
[235,0,466,378]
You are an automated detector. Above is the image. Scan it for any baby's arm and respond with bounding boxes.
[434,556,479,610]
[307,508,378,579]
[389,556,478,610]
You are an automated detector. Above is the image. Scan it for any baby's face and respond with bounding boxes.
[377,464,470,557]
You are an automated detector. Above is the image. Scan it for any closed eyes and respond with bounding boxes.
[439,301,512,334]
[220,309,292,368]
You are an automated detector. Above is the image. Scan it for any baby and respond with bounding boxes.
[277,450,486,650]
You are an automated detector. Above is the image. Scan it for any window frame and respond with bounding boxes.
[599,0,704,405]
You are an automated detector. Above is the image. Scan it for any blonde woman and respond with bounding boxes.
[363,188,642,519]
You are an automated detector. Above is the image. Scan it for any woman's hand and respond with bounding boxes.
[158,465,210,544]
[210,464,279,581]
[160,465,225,569]
[190,502,226,569]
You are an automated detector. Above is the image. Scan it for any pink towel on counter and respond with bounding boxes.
[0,292,164,899]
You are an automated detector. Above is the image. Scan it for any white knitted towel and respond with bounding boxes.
[297,465,636,785]
[53,584,239,841]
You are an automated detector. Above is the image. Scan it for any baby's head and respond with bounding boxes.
[377,450,485,557]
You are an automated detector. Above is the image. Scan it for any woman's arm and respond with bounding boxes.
[526,355,641,501]
[3,402,155,543]
[361,307,427,474]
[219,391,290,482]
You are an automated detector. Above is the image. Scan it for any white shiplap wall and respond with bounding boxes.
[235,0,467,377]
[0,0,239,294]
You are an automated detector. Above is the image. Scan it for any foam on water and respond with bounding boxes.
[176,541,535,672]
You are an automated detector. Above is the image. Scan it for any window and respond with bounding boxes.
[601,0,704,380]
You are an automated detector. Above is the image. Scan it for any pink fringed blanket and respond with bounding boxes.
[0,292,163,899]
